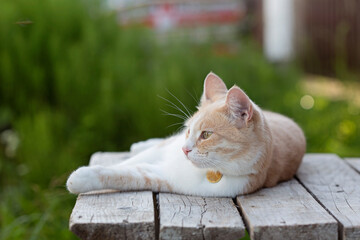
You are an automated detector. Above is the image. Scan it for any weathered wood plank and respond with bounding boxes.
[71,152,155,240]
[89,152,131,166]
[70,191,155,240]
[159,193,245,240]
[297,154,360,240]
[237,179,337,240]
[345,158,360,173]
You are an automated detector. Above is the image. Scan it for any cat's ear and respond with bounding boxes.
[201,72,227,103]
[225,86,253,125]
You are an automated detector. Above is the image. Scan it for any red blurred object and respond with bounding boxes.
[118,2,246,30]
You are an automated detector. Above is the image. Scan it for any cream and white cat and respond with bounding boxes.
[66,73,306,197]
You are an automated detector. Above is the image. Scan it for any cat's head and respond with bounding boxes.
[183,72,263,173]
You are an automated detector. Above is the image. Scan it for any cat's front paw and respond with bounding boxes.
[66,166,102,194]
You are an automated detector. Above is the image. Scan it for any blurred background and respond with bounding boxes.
[0,0,359,239]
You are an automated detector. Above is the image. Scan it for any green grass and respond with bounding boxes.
[0,0,359,239]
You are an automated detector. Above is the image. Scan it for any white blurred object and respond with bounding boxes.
[0,129,20,158]
[152,5,176,32]
[263,0,294,62]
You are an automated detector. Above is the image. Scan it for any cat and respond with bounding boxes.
[66,72,306,197]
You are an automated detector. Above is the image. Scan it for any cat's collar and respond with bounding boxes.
[206,171,223,183]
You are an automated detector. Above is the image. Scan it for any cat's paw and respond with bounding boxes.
[130,138,163,154]
[66,166,102,194]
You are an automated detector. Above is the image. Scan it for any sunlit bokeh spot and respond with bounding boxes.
[338,120,356,137]
[300,95,314,109]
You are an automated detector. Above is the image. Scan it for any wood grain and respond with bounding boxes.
[237,179,337,240]
[70,191,155,240]
[159,193,245,240]
[345,158,360,173]
[297,154,360,240]
[72,153,155,239]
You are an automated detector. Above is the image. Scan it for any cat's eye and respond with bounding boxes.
[201,131,213,140]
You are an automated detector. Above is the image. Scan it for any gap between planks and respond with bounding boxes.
[296,154,360,240]
[345,157,360,174]
[153,192,160,240]
[237,178,338,240]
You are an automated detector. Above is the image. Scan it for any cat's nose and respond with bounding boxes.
[182,147,192,156]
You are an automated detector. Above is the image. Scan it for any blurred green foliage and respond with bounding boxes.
[0,0,359,239]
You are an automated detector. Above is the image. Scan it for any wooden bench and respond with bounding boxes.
[69,153,360,240]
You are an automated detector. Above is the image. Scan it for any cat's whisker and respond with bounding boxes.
[193,88,200,104]
[203,157,228,168]
[205,160,220,168]
[175,125,186,133]
[186,89,200,106]
[158,95,190,120]
[165,89,192,118]
[165,104,190,119]
[166,122,184,129]
[160,109,187,121]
